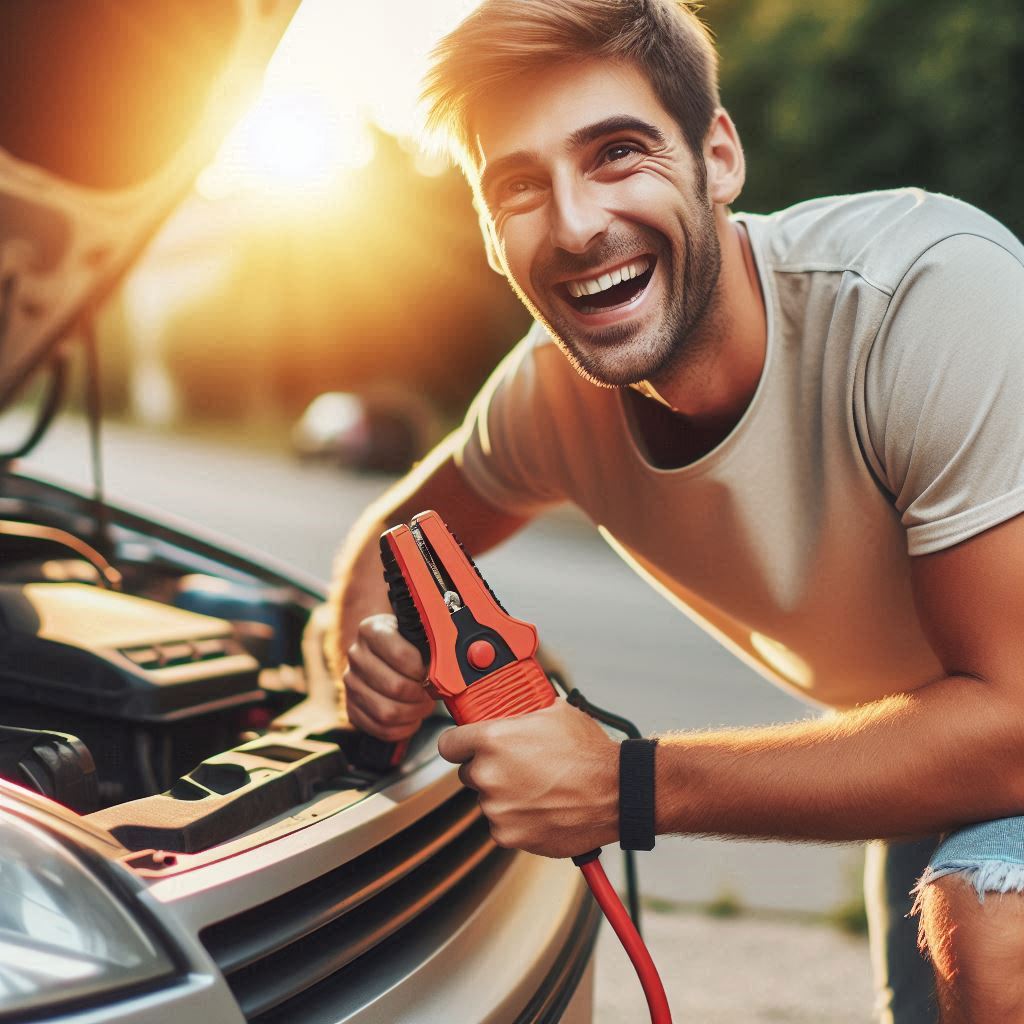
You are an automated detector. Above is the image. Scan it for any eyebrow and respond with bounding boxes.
[478,115,666,200]
[566,115,666,150]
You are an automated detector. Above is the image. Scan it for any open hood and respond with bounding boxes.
[0,0,302,412]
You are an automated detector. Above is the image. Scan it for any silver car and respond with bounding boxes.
[0,3,597,1021]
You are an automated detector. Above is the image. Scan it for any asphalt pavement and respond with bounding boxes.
[595,904,873,1023]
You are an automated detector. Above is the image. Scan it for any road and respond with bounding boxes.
[20,415,867,918]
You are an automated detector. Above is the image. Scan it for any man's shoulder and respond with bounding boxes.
[741,189,1023,295]
[486,321,599,411]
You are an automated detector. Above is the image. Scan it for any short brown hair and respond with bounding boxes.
[422,0,720,172]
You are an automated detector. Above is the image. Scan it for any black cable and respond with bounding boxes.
[0,350,68,463]
[547,670,645,936]
[564,686,642,739]
[622,838,642,933]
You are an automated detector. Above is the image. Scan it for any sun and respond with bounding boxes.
[197,1,375,201]
[198,90,372,200]
[197,0,476,202]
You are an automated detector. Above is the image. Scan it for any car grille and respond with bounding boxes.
[199,788,508,1021]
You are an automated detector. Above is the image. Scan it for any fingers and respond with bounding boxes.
[346,642,432,708]
[343,670,427,741]
[342,614,433,741]
[357,615,427,681]
[436,703,621,858]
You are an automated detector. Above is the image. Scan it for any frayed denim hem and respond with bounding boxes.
[912,860,1024,913]
[910,815,1024,913]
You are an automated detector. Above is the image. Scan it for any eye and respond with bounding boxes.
[492,177,541,208]
[601,143,641,164]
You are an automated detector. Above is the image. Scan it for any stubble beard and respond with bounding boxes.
[514,199,723,389]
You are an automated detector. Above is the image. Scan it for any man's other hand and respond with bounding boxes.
[343,613,434,741]
[438,700,620,859]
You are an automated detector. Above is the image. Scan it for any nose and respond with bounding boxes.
[549,175,610,254]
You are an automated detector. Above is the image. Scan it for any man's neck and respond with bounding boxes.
[637,215,767,432]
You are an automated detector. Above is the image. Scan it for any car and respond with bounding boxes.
[292,388,443,474]
[0,4,598,1022]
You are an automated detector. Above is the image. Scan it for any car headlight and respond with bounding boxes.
[0,810,176,1017]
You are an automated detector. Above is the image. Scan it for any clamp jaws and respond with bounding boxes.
[380,510,554,724]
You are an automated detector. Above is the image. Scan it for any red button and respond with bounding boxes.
[467,640,496,670]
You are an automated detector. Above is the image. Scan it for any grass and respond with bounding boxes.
[704,887,744,919]
[825,896,869,935]
[822,857,870,936]
[638,875,870,940]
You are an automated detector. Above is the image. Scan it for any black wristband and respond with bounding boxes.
[619,737,659,851]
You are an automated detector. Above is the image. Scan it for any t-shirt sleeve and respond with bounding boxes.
[863,232,1024,556]
[454,321,570,516]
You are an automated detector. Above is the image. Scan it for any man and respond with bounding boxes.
[327,2,1024,1020]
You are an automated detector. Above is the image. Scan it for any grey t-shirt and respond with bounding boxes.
[455,189,1024,710]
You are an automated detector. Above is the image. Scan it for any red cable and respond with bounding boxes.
[578,858,673,1024]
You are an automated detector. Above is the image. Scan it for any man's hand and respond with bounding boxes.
[342,614,434,741]
[437,700,619,858]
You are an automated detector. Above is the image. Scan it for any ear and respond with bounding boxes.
[703,108,745,207]
[472,190,507,277]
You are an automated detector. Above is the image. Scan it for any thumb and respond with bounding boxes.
[437,722,488,764]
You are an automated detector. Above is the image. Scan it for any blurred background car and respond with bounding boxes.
[292,386,442,473]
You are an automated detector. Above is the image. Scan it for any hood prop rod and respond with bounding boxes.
[82,314,112,557]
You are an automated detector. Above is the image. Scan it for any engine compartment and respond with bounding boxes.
[0,472,363,846]
[0,578,281,808]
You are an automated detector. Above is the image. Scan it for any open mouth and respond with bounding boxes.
[560,256,655,314]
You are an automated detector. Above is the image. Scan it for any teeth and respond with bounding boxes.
[565,258,650,299]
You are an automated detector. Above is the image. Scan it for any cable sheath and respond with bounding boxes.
[579,858,673,1023]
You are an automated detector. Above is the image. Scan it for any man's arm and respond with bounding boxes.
[652,511,1024,841]
[439,512,1024,856]
[327,432,531,740]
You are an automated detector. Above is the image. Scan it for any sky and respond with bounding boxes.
[200,0,478,198]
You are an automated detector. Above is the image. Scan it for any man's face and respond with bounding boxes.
[473,60,722,388]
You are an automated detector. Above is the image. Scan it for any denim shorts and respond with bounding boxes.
[879,821,1024,1021]
[916,815,1024,901]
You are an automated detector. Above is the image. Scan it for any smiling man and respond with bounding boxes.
[475,72,727,391]
[327,2,1024,1021]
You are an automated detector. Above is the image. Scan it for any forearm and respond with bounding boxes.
[654,673,1024,842]
[325,518,394,684]
[326,432,531,677]
[326,437,456,677]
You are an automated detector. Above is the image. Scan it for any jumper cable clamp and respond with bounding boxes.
[379,510,673,1023]
[380,509,555,725]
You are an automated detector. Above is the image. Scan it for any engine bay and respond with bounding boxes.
[0,473,390,854]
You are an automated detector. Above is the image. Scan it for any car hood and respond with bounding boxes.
[0,0,301,412]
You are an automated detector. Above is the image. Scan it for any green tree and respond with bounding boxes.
[707,0,1024,233]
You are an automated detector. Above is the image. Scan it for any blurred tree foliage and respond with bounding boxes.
[109,4,1023,430]
[706,0,1024,233]
[148,129,528,425]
